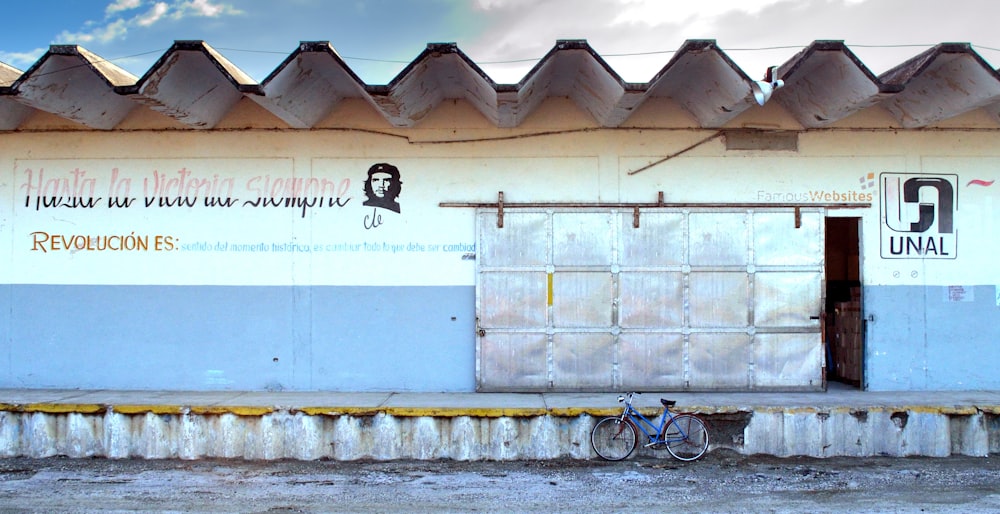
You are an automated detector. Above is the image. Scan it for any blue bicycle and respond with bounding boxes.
[591,392,709,461]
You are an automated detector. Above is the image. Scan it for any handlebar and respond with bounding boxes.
[617,391,641,404]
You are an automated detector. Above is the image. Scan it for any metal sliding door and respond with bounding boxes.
[476,207,825,392]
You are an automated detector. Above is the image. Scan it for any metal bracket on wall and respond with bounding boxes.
[795,206,802,229]
[497,191,504,228]
[634,192,666,228]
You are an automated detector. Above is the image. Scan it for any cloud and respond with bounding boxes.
[107,0,243,22]
[57,19,129,45]
[0,48,47,70]
[171,0,243,19]
[464,0,997,83]
[466,0,700,81]
[133,0,243,26]
[50,0,243,48]
[609,0,786,26]
[136,2,169,27]
[466,0,786,81]
[106,0,142,15]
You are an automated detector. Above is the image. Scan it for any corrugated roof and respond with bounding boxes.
[0,39,998,131]
[10,45,138,129]
[0,62,21,86]
[0,61,32,130]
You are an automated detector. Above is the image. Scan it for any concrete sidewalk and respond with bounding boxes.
[2,386,999,460]
[3,386,1000,416]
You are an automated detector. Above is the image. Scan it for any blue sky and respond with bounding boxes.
[2,0,998,84]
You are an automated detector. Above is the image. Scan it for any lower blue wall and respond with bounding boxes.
[3,283,997,392]
[865,285,1000,390]
[0,285,476,392]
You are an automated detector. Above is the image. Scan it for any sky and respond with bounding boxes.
[1,0,998,85]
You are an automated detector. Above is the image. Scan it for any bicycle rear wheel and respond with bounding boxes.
[591,417,637,461]
[663,414,709,461]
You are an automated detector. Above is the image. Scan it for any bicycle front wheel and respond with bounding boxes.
[591,417,637,461]
[663,414,709,461]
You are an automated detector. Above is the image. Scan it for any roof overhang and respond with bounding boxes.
[2,39,1000,131]
[368,42,499,127]
[879,43,1000,128]
[118,40,261,129]
[10,46,137,129]
[645,40,757,128]
[775,40,902,127]
[250,41,371,128]
[0,62,32,130]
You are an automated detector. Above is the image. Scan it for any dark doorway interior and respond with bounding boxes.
[825,217,863,388]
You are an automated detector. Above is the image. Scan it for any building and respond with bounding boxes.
[1,39,997,393]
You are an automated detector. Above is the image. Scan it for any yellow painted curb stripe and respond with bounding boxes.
[189,406,276,416]
[546,407,619,417]
[22,403,105,414]
[296,407,384,417]
[2,403,997,417]
[301,407,552,418]
[113,405,185,415]
[386,407,549,418]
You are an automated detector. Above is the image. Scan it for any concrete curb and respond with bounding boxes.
[2,389,999,460]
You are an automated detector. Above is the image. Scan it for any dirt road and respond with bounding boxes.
[2,451,999,513]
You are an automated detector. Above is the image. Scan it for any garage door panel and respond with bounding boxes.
[552,212,613,266]
[478,211,549,267]
[689,333,750,389]
[620,212,686,266]
[755,272,823,327]
[619,271,684,328]
[619,332,685,388]
[552,333,615,389]
[479,271,548,328]
[689,212,748,266]
[753,333,823,388]
[689,272,749,328]
[478,332,549,390]
[552,272,613,328]
[754,211,823,266]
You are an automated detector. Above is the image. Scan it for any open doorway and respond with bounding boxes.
[825,217,863,388]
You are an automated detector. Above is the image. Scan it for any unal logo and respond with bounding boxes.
[880,173,957,259]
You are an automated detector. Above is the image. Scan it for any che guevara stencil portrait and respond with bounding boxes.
[363,162,402,213]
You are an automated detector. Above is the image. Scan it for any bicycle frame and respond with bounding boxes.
[592,391,709,462]
[617,393,688,446]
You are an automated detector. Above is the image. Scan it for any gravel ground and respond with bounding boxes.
[2,450,999,513]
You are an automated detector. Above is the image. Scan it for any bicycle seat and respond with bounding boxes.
[660,399,676,407]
